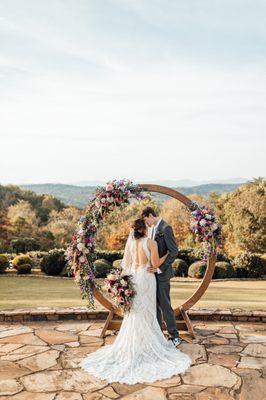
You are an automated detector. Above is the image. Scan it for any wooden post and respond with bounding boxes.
[179,305,195,338]
[100,308,115,338]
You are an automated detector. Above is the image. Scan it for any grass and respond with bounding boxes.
[0,276,265,311]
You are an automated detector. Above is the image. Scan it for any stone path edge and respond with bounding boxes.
[1,307,266,323]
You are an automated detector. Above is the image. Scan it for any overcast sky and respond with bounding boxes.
[0,0,265,185]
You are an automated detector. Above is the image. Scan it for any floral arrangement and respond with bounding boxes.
[65,179,147,308]
[105,270,136,312]
[188,201,223,261]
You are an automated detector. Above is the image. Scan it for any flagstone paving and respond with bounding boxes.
[0,320,265,399]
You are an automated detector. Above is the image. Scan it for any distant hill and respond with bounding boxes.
[20,182,244,208]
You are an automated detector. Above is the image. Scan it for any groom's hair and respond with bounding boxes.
[141,207,157,218]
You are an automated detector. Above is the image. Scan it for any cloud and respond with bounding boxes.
[0,0,265,184]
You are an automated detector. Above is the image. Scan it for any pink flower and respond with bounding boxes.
[106,183,114,191]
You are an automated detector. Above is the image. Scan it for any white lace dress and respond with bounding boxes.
[79,236,192,384]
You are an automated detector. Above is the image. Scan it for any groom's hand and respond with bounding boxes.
[147,266,158,273]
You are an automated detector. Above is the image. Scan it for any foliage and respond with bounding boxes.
[213,261,236,279]
[16,264,32,274]
[46,207,82,248]
[172,259,188,277]
[12,255,32,269]
[11,237,41,253]
[95,250,124,263]
[233,252,265,278]
[220,178,266,256]
[113,259,123,269]
[0,254,9,273]
[93,259,113,278]
[40,249,67,276]
[188,261,207,279]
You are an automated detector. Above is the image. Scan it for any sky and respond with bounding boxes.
[0,0,265,185]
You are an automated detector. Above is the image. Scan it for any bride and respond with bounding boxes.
[79,218,192,384]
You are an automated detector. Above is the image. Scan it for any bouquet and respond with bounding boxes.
[189,203,223,261]
[104,270,136,312]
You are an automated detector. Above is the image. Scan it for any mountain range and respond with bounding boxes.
[19,179,249,208]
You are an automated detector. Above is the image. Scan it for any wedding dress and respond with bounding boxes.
[79,232,191,384]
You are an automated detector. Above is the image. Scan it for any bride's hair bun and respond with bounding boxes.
[132,218,146,240]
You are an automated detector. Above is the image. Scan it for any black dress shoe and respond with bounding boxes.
[168,336,182,346]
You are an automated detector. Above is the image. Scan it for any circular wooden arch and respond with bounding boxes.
[93,184,216,318]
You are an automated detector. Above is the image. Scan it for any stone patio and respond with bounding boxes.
[0,320,265,399]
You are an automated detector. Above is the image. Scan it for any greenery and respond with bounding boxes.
[94,250,124,264]
[40,249,67,276]
[172,259,188,277]
[233,252,265,278]
[112,259,123,268]
[12,255,33,269]
[11,237,41,253]
[0,254,9,273]
[93,259,113,278]
[188,261,207,278]
[16,264,32,274]
[213,261,236,279]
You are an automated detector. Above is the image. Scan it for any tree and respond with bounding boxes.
[221,177,266,256]
[46,206,82,248]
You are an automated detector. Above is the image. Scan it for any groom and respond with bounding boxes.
[141,207,182,346]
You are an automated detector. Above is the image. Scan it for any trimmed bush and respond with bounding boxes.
[16,264,32,274]
[93,259,112,278]
[40,249,66,276]
[188,261,207,279]
[12,255,33,270]
[233,252,265,278]
[213,262,236,279]
[113,259,123,269]
[177,248,198,265]
[95,250,124,264]
[0,254,9,273]
[172,259,188,277]
[11,237,41,253]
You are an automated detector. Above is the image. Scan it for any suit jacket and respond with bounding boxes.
[154,219,179,281]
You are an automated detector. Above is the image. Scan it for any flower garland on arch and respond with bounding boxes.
[65,180,148,308]
[65,179,223,308]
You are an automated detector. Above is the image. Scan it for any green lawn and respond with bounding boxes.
[0,276,265,311]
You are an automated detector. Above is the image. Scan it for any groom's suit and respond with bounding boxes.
[152,219,179,338]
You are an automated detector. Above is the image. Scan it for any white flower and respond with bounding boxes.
[77,243,83,251]
[199,219,207,226]
[211,223,218,231]
[205,214,212,220]
[79,256,86,263]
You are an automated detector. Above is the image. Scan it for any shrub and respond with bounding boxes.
[177,248,198,265]
[11,237,41,253]
[233,252,265,278]
[172,259,188,277]
[93,259,112,278]
[113,259,123,269]
[40,249,66,276]
[213,261,236,279]
[12,255,33,270]
[95,250,124,264]
[16,264,32,274]
[188,261,207,279]
[0,254,9,273]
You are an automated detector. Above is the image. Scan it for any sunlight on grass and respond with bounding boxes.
[0,276,265,310]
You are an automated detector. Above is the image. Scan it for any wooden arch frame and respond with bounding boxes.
[93,184,216,338]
